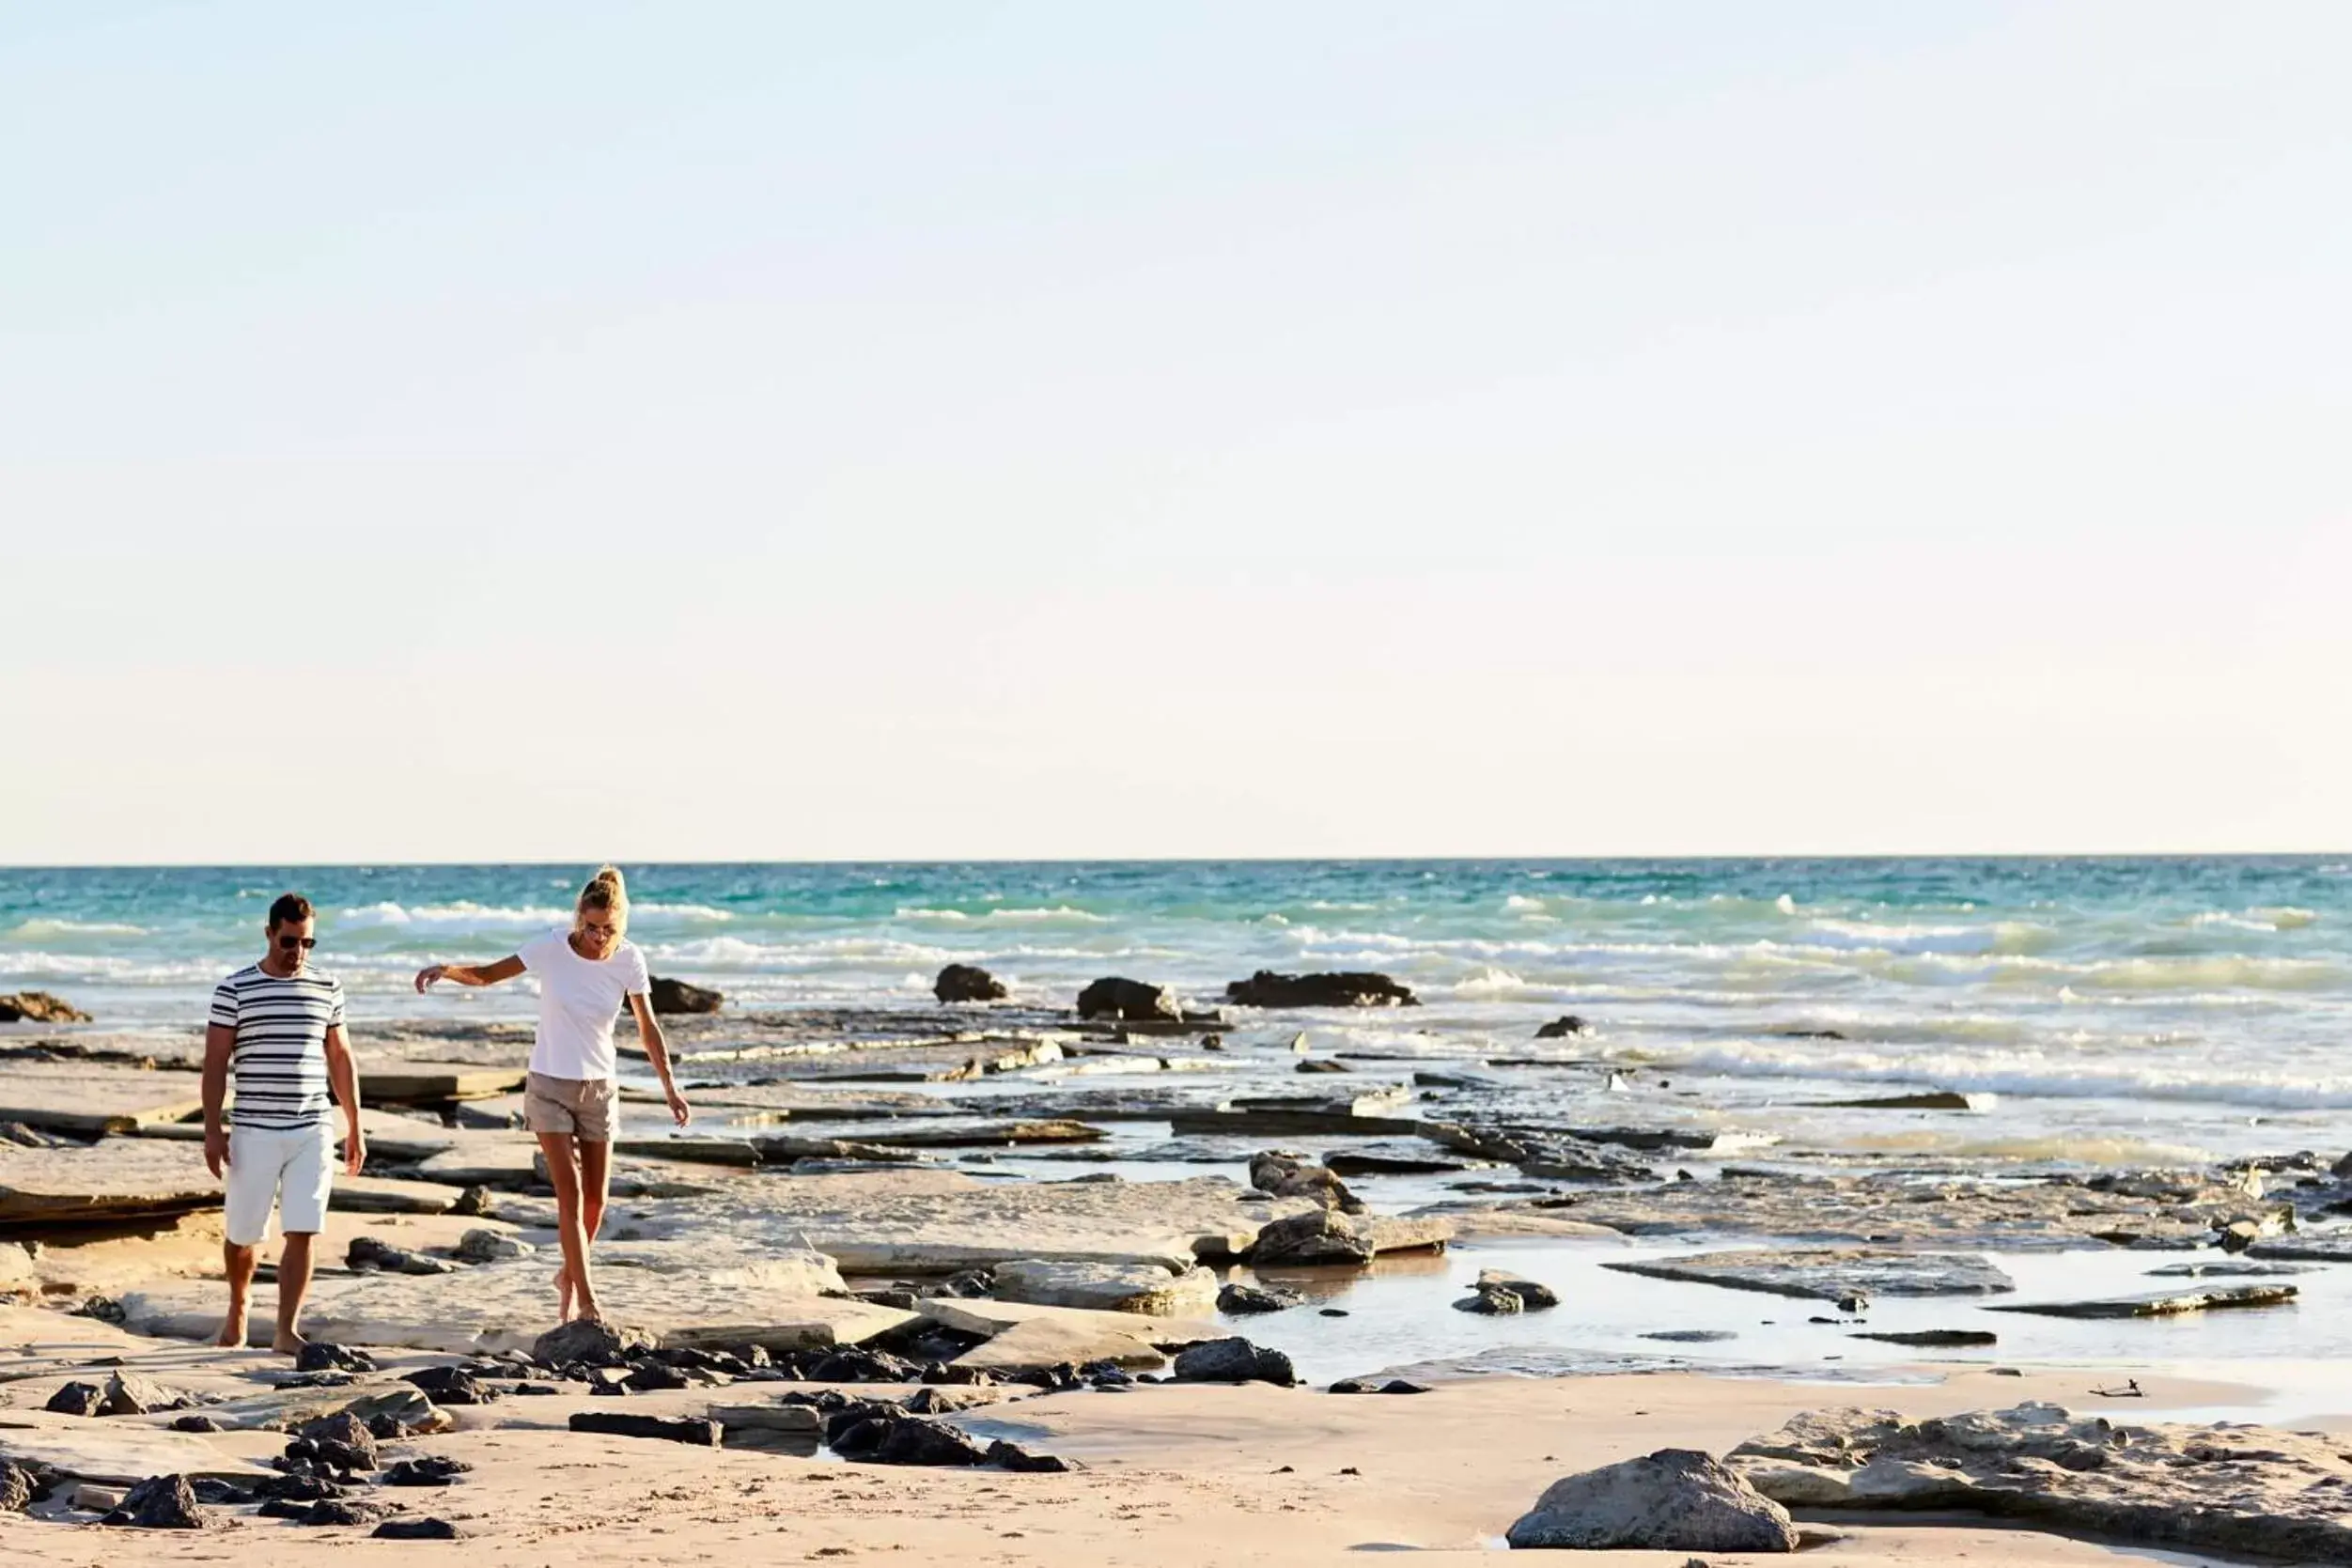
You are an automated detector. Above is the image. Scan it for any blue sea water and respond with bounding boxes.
[7,858,2352,1164]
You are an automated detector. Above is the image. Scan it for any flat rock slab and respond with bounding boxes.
[1518,1168,2275,1249]
[850,1119,1108,1148]
[131,1106,459,1163]
[0,1414,264,1483]
[1732,1401,2352,1561]
[989,1258,1222,1315]
[1602,1249,2015,1300]
[0,1137,222,1228]
[1983,1284,2297,1319]
[635,1172,1308,1274]
[927,1300,1225,1374]
[331,1173,467,1215]
[2245,1234,2352,1263]
[0,1065,207,1135]
[123,1247,892,1355]
[363,1064,530,1104]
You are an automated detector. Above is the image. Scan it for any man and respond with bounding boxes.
[201,893,366,1352]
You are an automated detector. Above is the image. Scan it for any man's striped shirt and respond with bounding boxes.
[208,964,344,1129]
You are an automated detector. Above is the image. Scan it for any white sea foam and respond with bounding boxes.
[1641,1037,2352,1111]
[894,906,1109,924]
[5,919,148,939]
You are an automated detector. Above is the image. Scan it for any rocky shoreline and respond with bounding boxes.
[8,986,2352,1559]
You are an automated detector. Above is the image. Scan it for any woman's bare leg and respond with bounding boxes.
[537,1132,597,1324]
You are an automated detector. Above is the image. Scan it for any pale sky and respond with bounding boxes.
[5,2,2347,863]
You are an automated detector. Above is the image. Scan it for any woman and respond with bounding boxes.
[414,866,690,1325]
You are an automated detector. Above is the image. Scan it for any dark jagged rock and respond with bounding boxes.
[1171,1337,1297,1388]
[383,1456,473,1487]
[1247,1150,1363,1214]
[935,964,1008,1003]
[293,1412,381,1472]
[347,1234,456,1276]
[1535,1016,1590,1038]
[0,991,92,1024]
[806,1345,923,1384]
[189,1478,253,1505]
[1851,1329,1999,1347]
[1331,1378,1431,1395]
[295,1341,378,1374]
[254,1470,344,1504]
[569,1411,721,1445]
[111,1474,206,1529]
[624,1359,692,1392]
[1224,970,1418,1008]
[1506,1449,1798,1551]
[649,976,724,1015]
[1643,1330,1739,1343]
[44,1380,103,1416]
[1471,1269,1558,1310]
[402,1366,494,1405]
[0,1458,42,1512]
[1218,1281,1304,1315]
[170,1414,225,1432]
[450,1184,493,1217]
[830,1413,989,1467]
[987,1439,1077,1472]
[288,1497,384,1526]
[1456,1286,1523,1314]
[1248,1208,1376,1266]
[1076,977,1180,1022]
[532,1317,655,1367]
[374,1517,459,1539]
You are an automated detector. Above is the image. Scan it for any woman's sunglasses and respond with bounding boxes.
[276,936,318,952]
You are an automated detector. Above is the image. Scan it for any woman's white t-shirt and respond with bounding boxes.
[517,928,649,1080]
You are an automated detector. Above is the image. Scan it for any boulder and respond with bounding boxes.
[1076,978,1180,1022]
[1505,1449,1798,1551]
[1534,1016,1589,1038]
[99,1372,191,1416]
[1171,1337,1297,1387]
[1247,1209,1452,1266]
[1223,970,1418,1008]
[1456,1287,1522,1314]
[374,1517,459,1539]
[1731,1402,2352,1560]
[533,1318,658,1367]
[0,991,92,1024]
[0,1457,38,1512]
[648,976,723,1015]
[833,1414,989,1467]
[934,965,1008,1003]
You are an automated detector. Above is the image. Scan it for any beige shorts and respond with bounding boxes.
[524,1073,617,1141]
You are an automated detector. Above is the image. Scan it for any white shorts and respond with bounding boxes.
[224,1123,335,1247]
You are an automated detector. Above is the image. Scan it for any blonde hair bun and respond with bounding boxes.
[576,865,631,934]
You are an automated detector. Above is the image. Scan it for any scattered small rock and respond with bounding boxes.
[454,1228,535,1264]
[109,1474,205,1530]
[44,1380,103,1417]
[533,1318,656,1367]
[374,1516,460,1539]
[347,1235,456,1276]
[1224,970,1418,1008]
[383,1457,472,1487]
[1218,1281,1304,1315]
[170,1414,225,1433]
[295,1342,378,1374]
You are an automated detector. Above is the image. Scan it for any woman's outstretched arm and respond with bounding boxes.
[627,993,692,1126]
[413,955,526,991]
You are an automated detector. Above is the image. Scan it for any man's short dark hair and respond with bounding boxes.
[267,893,314,928]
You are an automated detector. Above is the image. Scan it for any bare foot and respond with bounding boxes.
[574,1290,603,1325]
[215,1315,247,1349]
[272,1328,308,1356]
[554,1265,574,1324]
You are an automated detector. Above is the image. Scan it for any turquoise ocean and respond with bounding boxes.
[7,858,2352,1167]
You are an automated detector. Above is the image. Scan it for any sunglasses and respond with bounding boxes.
[276,936,318,952]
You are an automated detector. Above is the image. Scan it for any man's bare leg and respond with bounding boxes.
[273,1232,316,1354]
[218,1240,257,1347]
